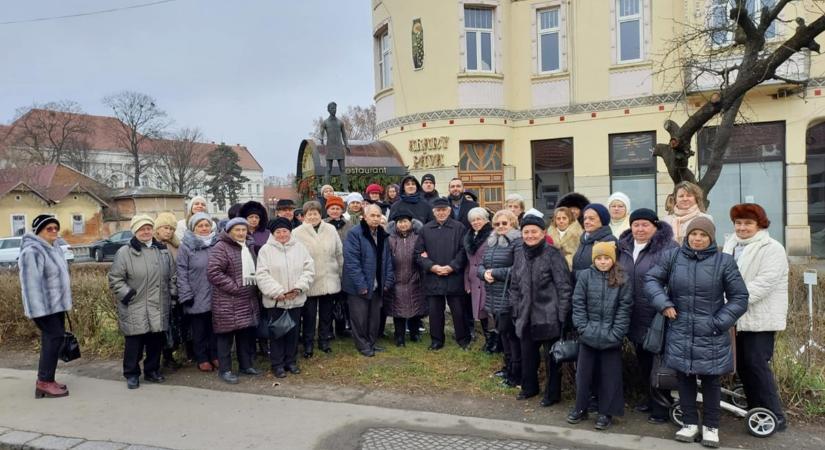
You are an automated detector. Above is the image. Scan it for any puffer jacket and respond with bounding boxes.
[18,233,72,319]
[292,221,343,297]
[571,225,617,276]
[616,223,678,344]
[548,221,583,270]
[176,231,218,315]
[477,229,521,315]
[109,238,177,336]
[342,221,395,296]
[255,234,315,309]
[509,241,573,341]
[571,266,633,350]
[387,219,427,318]
[644,241,749,375]
[207,233,260,334]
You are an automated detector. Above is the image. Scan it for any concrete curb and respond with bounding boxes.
[0,428,170,450]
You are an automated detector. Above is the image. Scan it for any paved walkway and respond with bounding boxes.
[0,368,735,450]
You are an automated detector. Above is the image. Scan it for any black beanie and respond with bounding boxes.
[629,208,659,227]
[520,214,546,231]
[32,214,60,235]
[267,217,293,233]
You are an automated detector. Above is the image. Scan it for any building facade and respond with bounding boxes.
[371,0,825,258]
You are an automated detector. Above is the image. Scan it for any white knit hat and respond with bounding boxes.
[607,192,631,212]
[345,192,364,205]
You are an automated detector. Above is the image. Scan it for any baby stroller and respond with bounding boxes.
[649,356,779,438]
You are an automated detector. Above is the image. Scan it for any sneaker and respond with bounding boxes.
[701,426,719,448]
[675,424,699,443]
[647,415,668,425]
[566,409,588,424]
[239,367,260,376]
[218,371,239,385]
[595,415,612,430]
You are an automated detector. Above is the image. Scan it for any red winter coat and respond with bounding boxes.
[207,233,260,334]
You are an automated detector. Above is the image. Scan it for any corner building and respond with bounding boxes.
[370,0,825,259]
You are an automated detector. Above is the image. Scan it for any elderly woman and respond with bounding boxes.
[548,207,582,270]
[293,201,343,356]
[645,217,748,447]
[505,194,526,224]
[509,215,572,405]
[324,196,352,242]
[607,192,631,238]
[175,195,208,241]
[661,181,713,244]
[344,193,364,225]
[571,204,617,276]
[387,212,427,347]
[723,203,788,431]
[317,184,335,213]
[177,212,219,372]
[154,212,183,370]
[207,218,261,384]
[256,218,315,378]
[478,209,522,386]
[463,207,494,352]
[109,215,177,389]
[19,215,73,398]
[365,184,389,215]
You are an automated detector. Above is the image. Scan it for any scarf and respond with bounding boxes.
[467,223,493,255]
[327,218,346,230]
[722,229,771,282]
[236,239,256,286]
[197,231,216,246]
[400,192,421,204]
[610,216,630,238]
[524,240,546,260]
[671,204,701,242]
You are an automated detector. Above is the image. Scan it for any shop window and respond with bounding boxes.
[698,121,785,244]
[465,7,494,72]
[538,8,561,73]
[532,138,574,217]
[609,131,656,211]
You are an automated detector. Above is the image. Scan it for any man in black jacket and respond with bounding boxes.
[421,173,439,204]
[447,177,478,229]
[415,197,469,350]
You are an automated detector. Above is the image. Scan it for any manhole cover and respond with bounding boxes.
[360,428,574,450]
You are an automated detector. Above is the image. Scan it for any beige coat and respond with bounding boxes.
[292,222,343,297]
[548,221,583,270]
[255,234,315,309]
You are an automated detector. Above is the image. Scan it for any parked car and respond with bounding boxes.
[56,238,75,263]
[0,237,22,268]
[89,230,133,262]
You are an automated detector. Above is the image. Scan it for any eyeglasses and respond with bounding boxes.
[44,226,59,232]
[493,222,509,227]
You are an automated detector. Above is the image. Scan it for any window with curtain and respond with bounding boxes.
[465,7,494,71]
[617,0,642,62]
[538,8,560,73]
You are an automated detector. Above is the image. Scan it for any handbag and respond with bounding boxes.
[58,314,81,363]
[549,321,579,363]
[650,354,679,391]
[268,309,296,339]
[642,313,666,354]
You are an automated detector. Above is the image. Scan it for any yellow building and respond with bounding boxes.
[371,0,825,258]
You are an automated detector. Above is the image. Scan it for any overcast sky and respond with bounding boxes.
[0,0,374,179]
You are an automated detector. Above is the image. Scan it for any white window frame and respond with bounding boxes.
[377,28,392,90]
[709,0,779,47]
[464,7,495,72]
[616,0,643,63]
[537,8,562,73]
[72,214,85,235]
[11,214,26,236]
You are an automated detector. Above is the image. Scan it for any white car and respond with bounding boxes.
[0,236,75,268]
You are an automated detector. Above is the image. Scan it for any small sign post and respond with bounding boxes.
[799,269,823,366]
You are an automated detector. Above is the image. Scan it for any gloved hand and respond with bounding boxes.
[121,289,136,306]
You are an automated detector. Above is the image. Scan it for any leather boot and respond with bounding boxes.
[35,380,68,398]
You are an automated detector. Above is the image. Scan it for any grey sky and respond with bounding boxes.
[0,0,374,179]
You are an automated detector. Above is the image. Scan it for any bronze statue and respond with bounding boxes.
[320,101,350,191]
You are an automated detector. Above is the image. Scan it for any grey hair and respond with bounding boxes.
[363,204,383,216]
[505,193,525,209]
[467,207,489,222]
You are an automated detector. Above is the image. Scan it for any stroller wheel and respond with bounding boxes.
[746,407,777,438]
[669,401,685,427]
[729,384,748,409]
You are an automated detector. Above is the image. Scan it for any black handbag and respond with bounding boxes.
[650,354,679,391]
[58,315,81,363]
[642,313,666,354]
[549,322,579,363]
[268,309,296,339]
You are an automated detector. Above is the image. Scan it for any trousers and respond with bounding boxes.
[32,312,65,382]
[348,292,382,353]
[427,295,470,347]
[189,311,217,364]
[736,331,785,420]
[574,344,624,416]
[520,325,561,401]
[215,327,254,373]
[268,307,301,369]
[677,372,721,428]
[123,332,164,378]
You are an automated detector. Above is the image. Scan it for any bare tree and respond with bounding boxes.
[7,100,94,169]
[153,127,207,196]
[310,104,377,142]
[102,91,170,187]
[653,0,825,200]
[265,173,296,186]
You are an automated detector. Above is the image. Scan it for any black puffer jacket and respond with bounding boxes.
[571,266,633,350]
[571,225,617,278]
[389,176,435,225]
[509,241,572,341]
[616,223,678,344]
[477,229,522,315]
[644,241,749,376]
[415,218,467,295]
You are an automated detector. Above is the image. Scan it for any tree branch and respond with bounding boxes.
[730,2,759,42]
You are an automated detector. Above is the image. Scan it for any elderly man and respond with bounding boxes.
[342,204,395,357]
[415,197,470,350]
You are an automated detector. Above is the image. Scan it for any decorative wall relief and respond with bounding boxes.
[412,18,424,70]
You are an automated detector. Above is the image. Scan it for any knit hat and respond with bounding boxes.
[730,203,770,229]
[583,203,610,227]
[524,208,544,219]
[32,214,59,235]
[431,197,450,208]
[592,241,617,263]
[154,212,177,230]
[268,217,293,233]
[130,214,155,234]
[345,192,363,205]
[276,199,295,210]
[520,214,546,231]
[224,217,249,233]
[365,184,383,195]
[629,208,659,227]
[686,216,716,240]
[320,184,335,194]
[607,192,631,213]
[421,173,436,185]
[187,195,208,215]
[325,196,345,211]
[188,212,212,231]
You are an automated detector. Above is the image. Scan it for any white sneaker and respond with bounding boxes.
[701,426,719,448]
[675,424,699,442]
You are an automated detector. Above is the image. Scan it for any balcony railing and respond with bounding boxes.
[686,50,810,93]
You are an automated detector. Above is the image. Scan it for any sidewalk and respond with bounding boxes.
[0,368,734,450]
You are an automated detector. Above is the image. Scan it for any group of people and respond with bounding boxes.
[19,174,790,448]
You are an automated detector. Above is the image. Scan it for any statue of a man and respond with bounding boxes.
[320,101,350,191]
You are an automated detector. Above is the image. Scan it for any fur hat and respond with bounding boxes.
[365,184,383,195]
[130,214,155,234]
[32,214,60,235]
[224,217,249,233]
[325,196,345,211]
[555,192,590,211]
[240,201,269,224]
[188,212,212,231]
[686,216,716,240]
[592,241,617,263]
[154,212,177,230]
[520,214,547,231]
[268,217,293,233]
[583,203,610,227]
[729,203,770,229]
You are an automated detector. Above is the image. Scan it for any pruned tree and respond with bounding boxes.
[154,127,207,196]
[7,100,94,170]
[102,91,170,187]
[205,143,248,211]
[310,104,377,142]
[654,0,825,200]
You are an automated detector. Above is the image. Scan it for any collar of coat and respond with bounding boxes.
[487,228,521,247]
[387,218,423,237]
[129,236,167,252]
[464,222,493,255]
[359,220,388,245]
[680,239,719,260]
[425,217,459,229]
[581,225,613,244]
[617,221,675,256]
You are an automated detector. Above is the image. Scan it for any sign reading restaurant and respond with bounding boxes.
[409,136,449,170]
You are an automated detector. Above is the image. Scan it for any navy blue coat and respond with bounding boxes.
[342,221,395,296]
[644,241,749,376]
[572,266,633,350]
[571,225,617,277]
